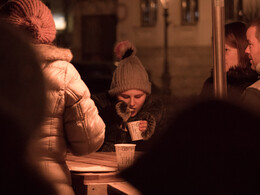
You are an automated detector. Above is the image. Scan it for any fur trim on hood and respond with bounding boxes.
[32,44,73,63]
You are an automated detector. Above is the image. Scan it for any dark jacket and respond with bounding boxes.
[92,92,165,151]
[200,67,258,99]
[241,78,260,114]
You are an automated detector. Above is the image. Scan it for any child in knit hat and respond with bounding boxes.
[0,1,105,195]
[92,40,165,152]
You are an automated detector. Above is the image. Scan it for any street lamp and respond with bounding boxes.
[160,0,171,96]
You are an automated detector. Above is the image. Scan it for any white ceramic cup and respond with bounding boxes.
[114,144,136,171]
[127,121,143,141]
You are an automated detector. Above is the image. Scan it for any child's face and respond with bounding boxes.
[117,89,147,117]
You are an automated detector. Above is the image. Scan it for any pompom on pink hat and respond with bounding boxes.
[1,0,56,44]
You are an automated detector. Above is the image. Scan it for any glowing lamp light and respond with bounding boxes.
[160,0,169,9]
[53,13,66,31]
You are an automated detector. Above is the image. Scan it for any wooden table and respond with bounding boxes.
[66,152,142,195]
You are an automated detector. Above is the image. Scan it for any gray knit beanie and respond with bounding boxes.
[109,40,151,96]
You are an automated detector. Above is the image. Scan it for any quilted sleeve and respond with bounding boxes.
[63,63,105,155]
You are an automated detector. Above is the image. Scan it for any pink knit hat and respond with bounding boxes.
[2,0,56,44]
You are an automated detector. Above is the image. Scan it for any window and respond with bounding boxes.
[140,0,158,27]
[181,0,199,25]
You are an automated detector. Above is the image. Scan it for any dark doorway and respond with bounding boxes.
[81,14,117,62]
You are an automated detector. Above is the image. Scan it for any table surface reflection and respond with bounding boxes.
[66,152,143,195]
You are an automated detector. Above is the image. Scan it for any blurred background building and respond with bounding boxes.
[42,0,260,97]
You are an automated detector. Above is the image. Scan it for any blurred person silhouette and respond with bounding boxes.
[200,21,258,100]
[0,0,105,194]
[0,22,56,194]
[92,40,165,152]
[0,0,7,8]
[121,98,260,194]
[242,17,260,113]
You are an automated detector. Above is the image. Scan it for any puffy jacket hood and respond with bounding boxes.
[32,44,73,63]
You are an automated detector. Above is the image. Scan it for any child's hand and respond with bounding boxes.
[139,120,148,132]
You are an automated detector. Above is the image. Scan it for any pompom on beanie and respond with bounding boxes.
[1,0,56,44]
[109,40,151,96]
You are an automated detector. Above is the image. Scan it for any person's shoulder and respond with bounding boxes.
[36,44,75,73]
[92,92,107,102]
[141,95,166,122]
[243,82,260,100]
[92,92,116,108]
[241,81,260,114]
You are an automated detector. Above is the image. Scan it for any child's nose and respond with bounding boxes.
[130,98,135,107]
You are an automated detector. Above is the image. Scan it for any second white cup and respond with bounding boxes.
[127,121,143,141]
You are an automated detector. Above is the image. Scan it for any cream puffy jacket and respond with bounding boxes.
[32,44,105,195]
